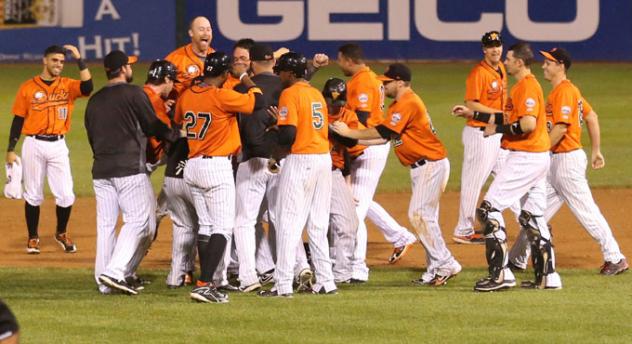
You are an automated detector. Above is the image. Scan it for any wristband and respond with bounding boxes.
[239,72,248,81]
[77,59,87,71]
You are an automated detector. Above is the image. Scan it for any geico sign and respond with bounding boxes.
[217,0,599,42]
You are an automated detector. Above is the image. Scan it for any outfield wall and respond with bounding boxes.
[0,0,630,61]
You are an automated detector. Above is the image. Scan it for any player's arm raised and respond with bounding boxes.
[64,44,93,95]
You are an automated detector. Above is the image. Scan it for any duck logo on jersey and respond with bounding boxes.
[187,64,200,75]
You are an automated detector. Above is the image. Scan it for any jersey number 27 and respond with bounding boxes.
[184,111,212,140]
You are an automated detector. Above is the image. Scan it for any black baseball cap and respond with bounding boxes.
[377,63,411,82]
[104,50,138,72]
[482,31,502,47]
[540,47,572,70]
[250,43,274,61]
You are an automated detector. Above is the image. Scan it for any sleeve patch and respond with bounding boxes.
[389,112,402,126]
[525,97,536,108]
[561,105,572,116]
[358,93,369,103]
[279,107,288,120]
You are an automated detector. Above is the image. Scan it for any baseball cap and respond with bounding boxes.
[104,50,138,72]
[377,63,411,82]
[250,43,274,61]
[482,31,502,47]
[540,47,572,70]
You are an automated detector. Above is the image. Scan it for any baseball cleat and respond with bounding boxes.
[452,232,485,245]
[257,289,293,298]
[217,282,240,293]
[125,276,150,291]
[26,237,40,254]
[600,259,629,276]
[339,278,367,284]
[473,276,516,292]
[54,232,77,253]
[388,243,413,264]
[99,274,138,295]
[296,268,314,293]
[239,281,262,293]
[311,287,338,295]
[190,283,228,303]
[258,269,275,286]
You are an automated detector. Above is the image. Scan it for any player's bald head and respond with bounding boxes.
[190,16,211,31]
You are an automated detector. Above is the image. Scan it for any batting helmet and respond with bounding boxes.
[204,52,232,78]
[146,60,179,84]
[322,78,347,106]
[274,52,307,78]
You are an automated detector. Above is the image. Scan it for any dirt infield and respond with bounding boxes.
[1,189,630,272]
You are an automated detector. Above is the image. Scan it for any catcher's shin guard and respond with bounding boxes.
[476,200,498,225]
[520,210,556,287]
[482,218,507,281]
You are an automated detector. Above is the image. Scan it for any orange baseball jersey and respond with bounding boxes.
[464,60,507,127]
[379,89,447,165]
[277,81,329,154]
[581,97,593,116]
[143,85,171,163]
[222,74,240,90]
[329,107,365,169]
[165,44,215,96]
[545,79,584,153]
[11,76,84,135]
[174,84,261,158]
[345,66,385,128]
[501,74,550,152]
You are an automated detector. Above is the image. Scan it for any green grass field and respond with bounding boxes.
[1,62,631,194]
[1,63,632,343]
[1,267,631,343]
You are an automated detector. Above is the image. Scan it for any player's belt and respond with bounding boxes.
[31,135,64,141]
[202,155,232,160]
[410,159,426,169]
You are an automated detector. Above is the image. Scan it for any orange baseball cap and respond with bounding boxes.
[540,47,572,70]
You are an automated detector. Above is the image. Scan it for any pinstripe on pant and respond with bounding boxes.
[330,169,358,282]
[94,173,156,287]
[163,176,199,286]
[409,158,460,279]
[509,149,625,267]
[234,157,280,287]
[454,126,504,236]
[274,153,334,295]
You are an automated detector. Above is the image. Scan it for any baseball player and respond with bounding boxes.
[140,60,197,288]
[508,48,628,275]
[259,52,337,297]
[452,31,508,245]
[6,44,92,254]
[165,16,215,97]
[176,52,263,303]
[323,78,361,283]
[86,50,181,295]
[453,43,562,291]
[337,43,417,281]
[332,63,461,286]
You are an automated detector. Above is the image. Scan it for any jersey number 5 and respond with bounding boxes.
[311,102,324,130]
[184,111,212,140]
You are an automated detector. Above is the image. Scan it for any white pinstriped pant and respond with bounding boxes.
[350,142,415,281]
[330,169,358,282]
[22,136,75,207]
[409,158,460,278]
[454,126,506,236]
[509,149,625,267]
[94,173,156,288]
[162,177,198,286]
[184,157,235,283]
[234,158,280,287]
[274,153,335,295]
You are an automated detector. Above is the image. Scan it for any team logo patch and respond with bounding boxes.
[279,107,288,120]
[390,112,402,126]
[561,105,572,119]
[525,98,536,107]
[187,64,199,75]
[491,81,498,90]
[34,91,45,101]
[358,93,369,103]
